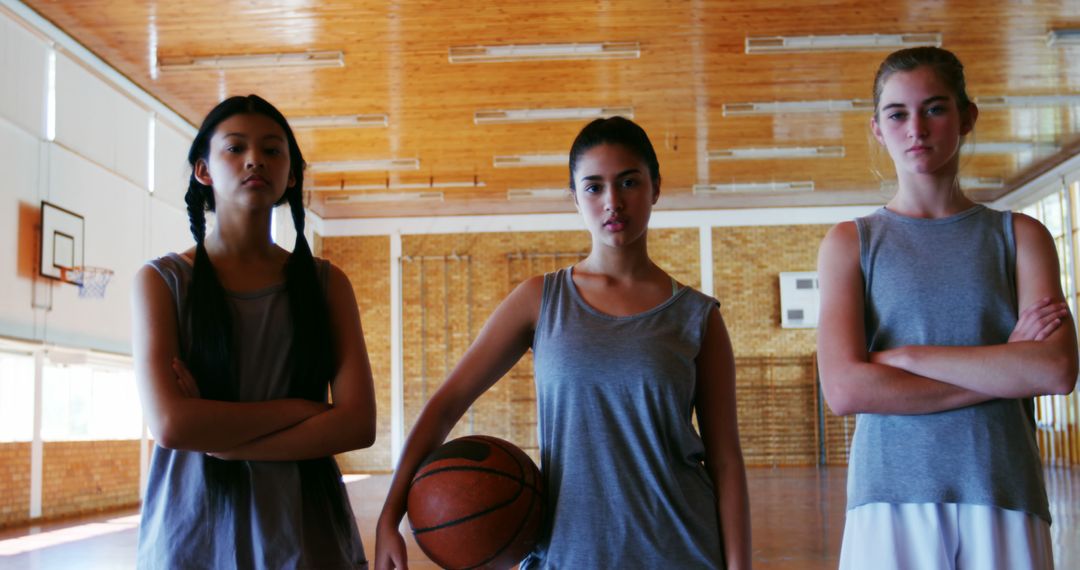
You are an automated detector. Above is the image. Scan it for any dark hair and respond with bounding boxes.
[568,116,660,190]
[872,46,972,119]
[183,94,354,551]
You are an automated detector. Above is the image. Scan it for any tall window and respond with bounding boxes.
[1020,183,1080,467]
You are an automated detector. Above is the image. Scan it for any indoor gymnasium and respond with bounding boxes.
[0,0,1078,568]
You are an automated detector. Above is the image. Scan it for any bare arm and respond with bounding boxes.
[132,265,328,451]
[374,276,543,570]
[874,214,1078,398]
[816,222,995,416]
[695,307,751,570]
[209,264,377,461]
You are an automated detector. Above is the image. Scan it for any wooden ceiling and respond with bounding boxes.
[21,0,1080,218]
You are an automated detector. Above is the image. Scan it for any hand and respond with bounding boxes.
[1009,298,1070,343]
[172,358,201,398]
[375,516,409,570]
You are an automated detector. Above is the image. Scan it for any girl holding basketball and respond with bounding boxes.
[132,95,376,568]
[817,46,1077,569]
[375,117,751,569]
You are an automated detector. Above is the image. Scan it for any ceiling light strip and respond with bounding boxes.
[450,42,640,63]
[324,192,444,204]
[507,188,570,201]
[475,106,634,124]
[307,158,420,173]
[158,50,344,72]
[967,141,1060,155]
[493,153,566,167]
[693,181,815,194]
[975,95,1080,107]
[1048,29,1080,46]
[312,180,485,191]
[746,33,941,54]
[708,146,845,160]
[290,114,388,129]
[722,99,873,116]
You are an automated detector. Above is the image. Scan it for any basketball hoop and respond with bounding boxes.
[60,266,114,299]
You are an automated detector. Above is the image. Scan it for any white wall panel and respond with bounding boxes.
[0,117,42,341]
[55,53,114,170]
[112,99,150,189]
[149,199,192,258]
[0,14,48,138]
[153,118,192,210]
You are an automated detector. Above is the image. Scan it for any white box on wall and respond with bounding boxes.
[779,271,819,328]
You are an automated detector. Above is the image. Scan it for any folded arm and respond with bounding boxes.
[816,222,996,416]
[132,265,328,452]
[209,264,378,461]
[872,214,1078,399]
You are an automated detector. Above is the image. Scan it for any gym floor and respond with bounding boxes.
[0,466,1076,569]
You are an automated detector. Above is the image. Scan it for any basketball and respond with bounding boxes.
[406,435,544,569]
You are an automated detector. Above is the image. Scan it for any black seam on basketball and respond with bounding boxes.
[410,479,525,534]
[411,465,533,488]
[464,438,542,570]
[464,466,543,570]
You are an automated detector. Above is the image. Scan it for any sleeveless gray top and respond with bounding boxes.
[137,253,367,569]
[521,267,725,569]
[851,205,1050,523]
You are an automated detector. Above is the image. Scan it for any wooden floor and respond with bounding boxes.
[0,466,1077,569]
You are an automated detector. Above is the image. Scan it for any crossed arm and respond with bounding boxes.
[132,263,376,460]
[816,215,1078,417]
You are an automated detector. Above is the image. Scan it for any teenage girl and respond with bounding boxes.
[817,47,1078,569]
[132,95,376,569]
[374,117,751,569]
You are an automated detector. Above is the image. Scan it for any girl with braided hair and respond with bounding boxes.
[132,95,375,569]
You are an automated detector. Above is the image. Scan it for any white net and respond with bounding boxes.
[66,266,114,299]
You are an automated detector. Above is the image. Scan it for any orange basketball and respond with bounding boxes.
[406,435,545,570]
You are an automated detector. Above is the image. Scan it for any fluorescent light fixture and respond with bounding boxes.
[976,95,1080,108]
[493,153,566,168]
[323,192,444,204]
[693,181,815,194]
[746,33,941,54]
[1048,29,1080,47]
[507,188,570,200]
[308,158,420,173]
[967,141,1060,155]
[158,50,344,72]
[708,146,845,160]
[290,114,388,129]
[311,180,485,191]
[722,99,873,116]
[475,106,633,124]
[881,177,1005,191]
[450,42,640,63]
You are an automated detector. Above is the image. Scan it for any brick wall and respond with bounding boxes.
[322,236,392,472]
[0,442,30,528]
[41,440,141,520]
[713,224,848,466]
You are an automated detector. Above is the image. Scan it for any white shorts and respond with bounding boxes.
[839,502,1053,570]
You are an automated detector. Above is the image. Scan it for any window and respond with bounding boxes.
[41,363,142,441]
[0,352,34,442]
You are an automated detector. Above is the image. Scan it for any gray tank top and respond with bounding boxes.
[851,205,1050,523]
[137,253,367,569]
[521,267,726,569]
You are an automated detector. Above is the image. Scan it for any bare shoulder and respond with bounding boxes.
[818,221,860,265]
[1012,212,1054,247]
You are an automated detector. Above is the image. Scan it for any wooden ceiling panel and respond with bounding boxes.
[21,0,1080,217]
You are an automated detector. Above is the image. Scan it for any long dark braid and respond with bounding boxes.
[182,95,356,558]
